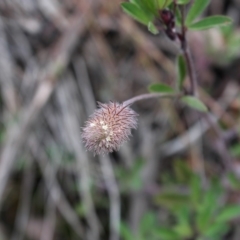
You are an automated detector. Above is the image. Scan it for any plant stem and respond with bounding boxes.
[178,6,232,171]
[180,6,198,96]
[183,46,198,96]
[123,93,180,106]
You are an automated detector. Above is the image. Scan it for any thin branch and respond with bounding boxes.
[179,6,198,96]
[123,93,181,106]
[183,47,198,96]
[176,4,234,170]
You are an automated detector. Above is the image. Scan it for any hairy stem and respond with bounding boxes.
[123,93,180,106]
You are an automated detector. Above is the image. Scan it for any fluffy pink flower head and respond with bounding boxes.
[82,102,138,155]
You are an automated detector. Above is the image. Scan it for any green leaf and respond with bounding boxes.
[155,192,189,209]
[121,2,152,25]
[204,223,229,238]
[148,83,175,93]
[148,21,159,34]
[120,223,134,240]
[197,207,213,232]
[186,0,210,25]
[181,96,208,112]
[216,205,240,222]
[177,0,190,4]
[155,227,181,240]
[173,207,192,238]
[189,16,232,31]
[137,0,156,15]
[199,180,222,213]
[190,174,201,206]
[177,54,187,90]
[174,222,192,238]
[140,213,156,235]
[129,0,141,6]
[174,206,191,225]
[197,181,222,232]
[157,0,173,9]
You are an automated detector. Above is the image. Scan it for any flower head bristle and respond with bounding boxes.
[82,102,138,155]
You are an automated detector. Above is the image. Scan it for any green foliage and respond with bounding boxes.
[185,0,211,25]
[216,205,240,222]
[148,21,159,34]
[121,160,240,240]
[122,0,232,34]
[121,2,153,25]
[148,83,175,93]
[181,96,208,112]
[116,158,145,192]
[189,16,232,31]
[155,192,190,210]
[121,0,178,35]
[120,1,237,237]
[158,0,173,8]
[120,223,134,240]
[121,212,182,240]
[156,161,240,239]
[185,0,232,31]
[121,0,167,27]
[177,0,190,4]
[155,227,181,240]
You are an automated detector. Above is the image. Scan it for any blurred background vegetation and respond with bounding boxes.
[0,0,240,239]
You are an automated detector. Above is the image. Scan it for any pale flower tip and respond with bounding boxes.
[82,102,138,155]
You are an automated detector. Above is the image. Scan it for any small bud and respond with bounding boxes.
[82,102,138,155]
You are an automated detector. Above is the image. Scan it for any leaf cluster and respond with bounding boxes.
[120,160,240,240]
[121,0,232,34]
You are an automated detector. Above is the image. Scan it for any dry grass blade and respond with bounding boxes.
[0,18,17,113]
[0,15,86,208]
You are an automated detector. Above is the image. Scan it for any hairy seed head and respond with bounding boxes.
[82,102,138,155]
